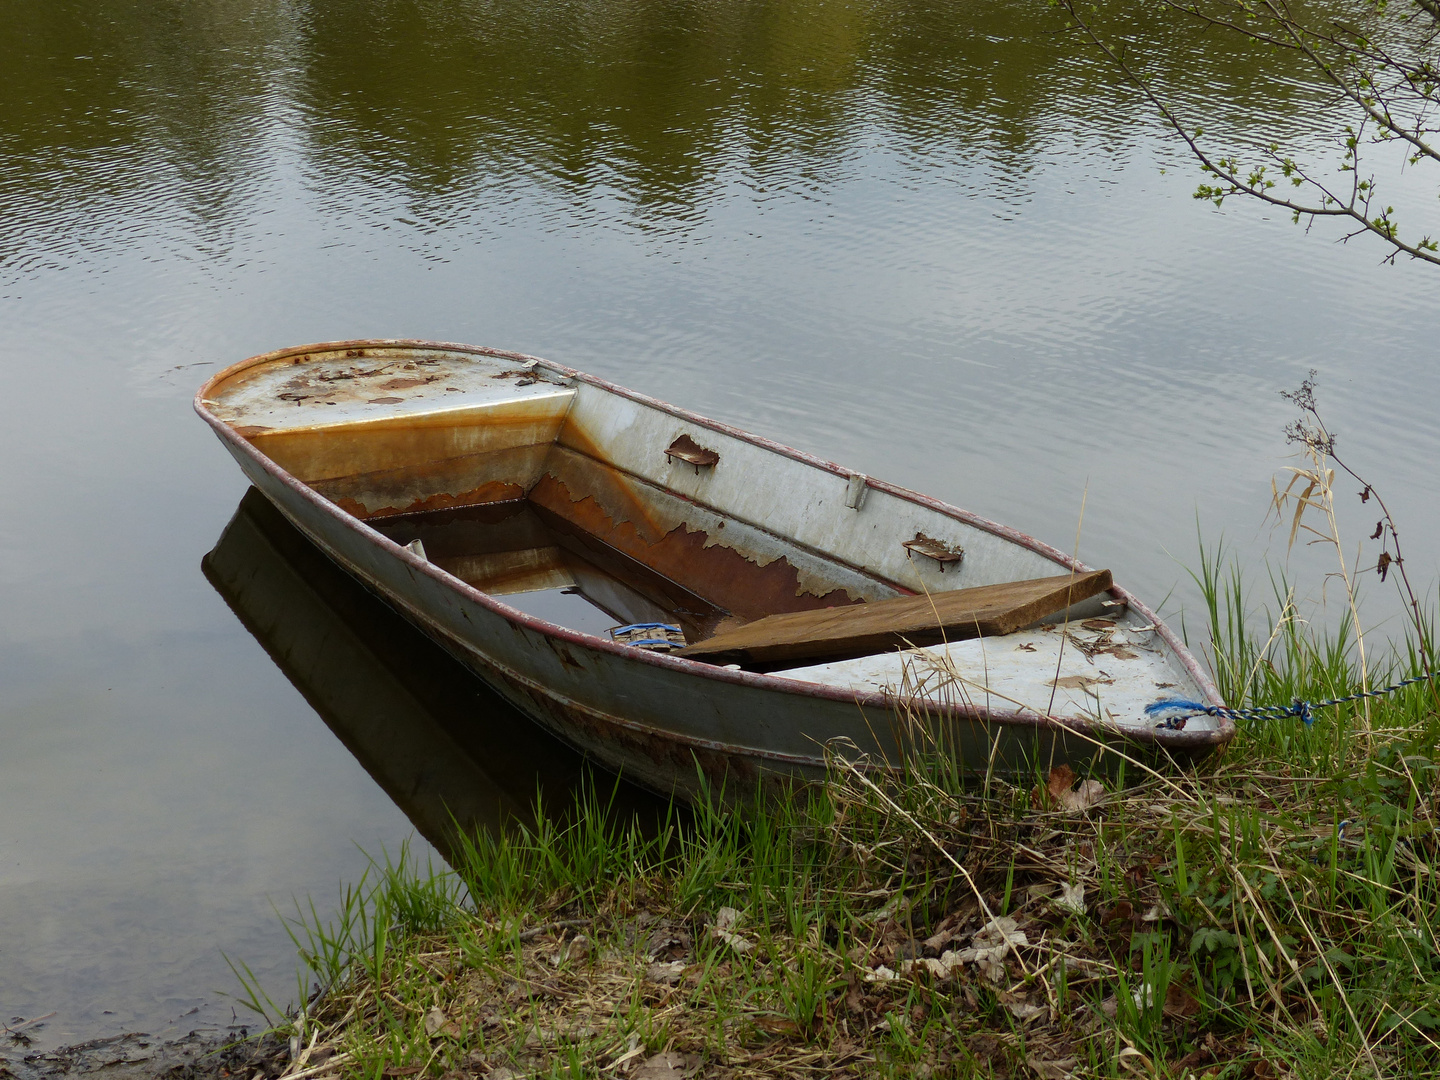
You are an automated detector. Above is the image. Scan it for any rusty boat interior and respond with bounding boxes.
[198,341,1221,736]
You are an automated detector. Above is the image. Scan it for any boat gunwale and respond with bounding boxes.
[196,338,1232,752]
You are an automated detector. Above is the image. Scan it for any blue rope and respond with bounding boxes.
[609,623,682,636]
[1147,671,1437,731]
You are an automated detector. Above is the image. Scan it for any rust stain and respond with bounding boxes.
[249,397,568,483]
[379,376,440,390]
[329,479,525,521]
[664,433,719,470]
[903,532,964,570]
[543,636,586,671]
[304,443,547,519]
[545,435,669,544]
[529,473,861,624]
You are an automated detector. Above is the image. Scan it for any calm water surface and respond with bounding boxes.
[2,0,1436,1047]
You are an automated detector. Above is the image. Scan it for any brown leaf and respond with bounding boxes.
[423,1008,460,1038]
[1162,983,1203,1022]
[923,910,967,952]
[1246,1058,1288,1080]
[1047,765,1077,801]
[1081,618,1116,631]
[1050,674,1113,690]
[1045,765,1105,810]
[845,979,866,1016]
[368,396,405,405]
[1378,551,1392,581]
[754,1016,803,1038]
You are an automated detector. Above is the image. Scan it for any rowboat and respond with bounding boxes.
[195,340,1231,799]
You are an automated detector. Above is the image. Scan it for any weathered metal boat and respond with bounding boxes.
[196,339,1231,799]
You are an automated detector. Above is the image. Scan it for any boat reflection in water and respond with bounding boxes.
[203,488,666,860]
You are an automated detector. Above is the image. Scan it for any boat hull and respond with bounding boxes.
[197,340,1231,800]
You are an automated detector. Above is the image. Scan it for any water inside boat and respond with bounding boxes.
[371,500,728,643]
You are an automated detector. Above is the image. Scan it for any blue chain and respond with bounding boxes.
[1147,671,1437,731]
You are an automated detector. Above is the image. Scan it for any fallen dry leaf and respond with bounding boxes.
[1047,765,1078,800]
[1060,779,1105,811]
[1116,1045,1154,1074]
[1047,765,1105,811]
[633,1051,695,1080]
[709,906,753,954]
[944,917,1028,982]
[1050,674,1114,690]
[754,1016,803,1038]
[1163,983,1203,1022]
[1004,1000,1048,1023]
[1027,1053,1079,1079]
[646,960,688,985]
[422,1008,460,1039]
[1055,882,1086,916]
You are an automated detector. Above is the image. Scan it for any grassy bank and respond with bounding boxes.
[232,544,1440,1080]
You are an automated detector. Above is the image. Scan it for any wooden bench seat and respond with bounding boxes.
[676,569,1112,668]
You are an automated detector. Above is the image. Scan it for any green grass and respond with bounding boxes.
[238,548,1440,1079]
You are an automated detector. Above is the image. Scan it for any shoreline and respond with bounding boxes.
[3,1029,286,1080]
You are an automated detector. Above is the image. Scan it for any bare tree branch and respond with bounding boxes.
[1052,0,1440,266]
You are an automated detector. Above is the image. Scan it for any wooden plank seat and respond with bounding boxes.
[677,569,1113,668]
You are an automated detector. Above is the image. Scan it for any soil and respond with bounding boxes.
[2,1028,287,1080]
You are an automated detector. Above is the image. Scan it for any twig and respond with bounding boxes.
[277,1051,353,1080]
[518,918,592,942]
[2,1012,57,1035]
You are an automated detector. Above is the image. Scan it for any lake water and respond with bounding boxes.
[3,0,1437,1049]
